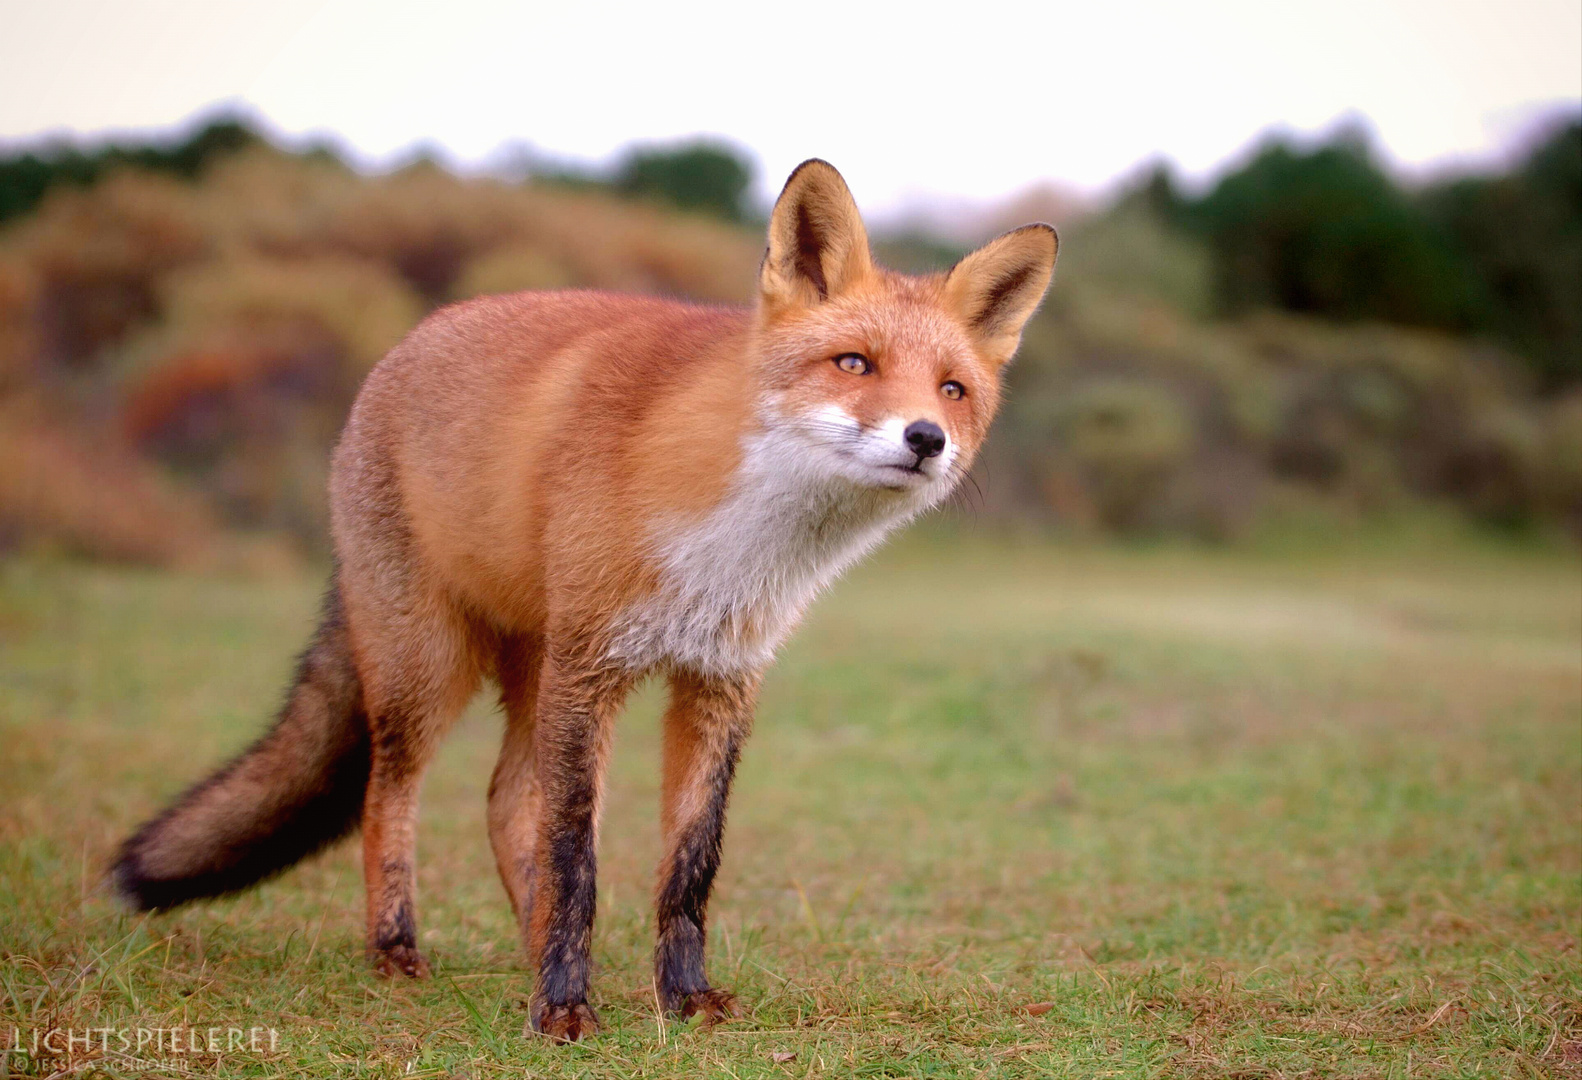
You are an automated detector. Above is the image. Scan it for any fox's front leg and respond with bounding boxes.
[526,644,631,1041]
[653,668,757,1021]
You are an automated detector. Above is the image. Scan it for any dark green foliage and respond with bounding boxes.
[1425,120,1582,389]
[1147,117,1582,389]
[0,149,98,225]
[527,140,757,222]
[1182,133,1476,328]
[0,115,260,224]
[613,140,754,222]
[1128,160,1186,224]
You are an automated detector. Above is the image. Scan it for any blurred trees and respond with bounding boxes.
[527,139,757,222]
[0,117,258,225]
[1423,123,1582,389]
[1140,118,1582,389]
[1181,133,1475,327]
[614,141,754,222]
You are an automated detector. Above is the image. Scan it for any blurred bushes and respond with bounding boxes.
[0,393,233,566]
[1059,380,1195,531]
[0,120,1575,564]
[0,137,759,560]
[1051,203,1214,317]
[20,171,211,370]
[985,286,1577,539]
[1544,395,1582,532]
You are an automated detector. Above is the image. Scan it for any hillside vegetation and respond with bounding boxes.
[1,125,1577,563]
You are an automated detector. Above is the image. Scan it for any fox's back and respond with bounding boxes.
[330,289,754,631]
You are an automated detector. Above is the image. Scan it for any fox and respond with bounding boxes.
[110,160,1057,1041]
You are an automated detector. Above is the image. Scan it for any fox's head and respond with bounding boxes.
[752,159,1057,507]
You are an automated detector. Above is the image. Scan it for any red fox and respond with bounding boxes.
[111,160,1057,1041]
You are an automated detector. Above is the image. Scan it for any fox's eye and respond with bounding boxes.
[941,381,966,400]
[835,354,871,375]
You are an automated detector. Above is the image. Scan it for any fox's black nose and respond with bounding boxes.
[904,420,947,460]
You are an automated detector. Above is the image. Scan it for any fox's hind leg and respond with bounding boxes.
[488,633,545,932]
[653,668,757,1022]
[348,586,484,979]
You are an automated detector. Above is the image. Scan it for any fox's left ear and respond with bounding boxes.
[944,224,1058,365]
[761,159,874,310]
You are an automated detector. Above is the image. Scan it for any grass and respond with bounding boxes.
[1,527,1578,1077]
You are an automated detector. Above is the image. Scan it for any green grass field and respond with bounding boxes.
[2,529,1579,1078]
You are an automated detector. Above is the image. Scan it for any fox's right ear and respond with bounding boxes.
[761,159,873,309]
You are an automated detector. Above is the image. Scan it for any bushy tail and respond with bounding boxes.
[112,573,370,911]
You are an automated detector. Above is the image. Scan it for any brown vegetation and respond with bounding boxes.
[0,145,1574,564]
[0,149,760,560]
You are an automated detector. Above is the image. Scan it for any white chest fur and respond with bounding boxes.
[604,424,930,677]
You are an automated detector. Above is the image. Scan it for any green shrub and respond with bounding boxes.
[1060,204,1213,316]
[1541,393,1582,529]
[1059,379,1195,531]
[614,141,754,222]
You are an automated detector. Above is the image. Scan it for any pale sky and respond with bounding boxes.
[3,0,1579,216]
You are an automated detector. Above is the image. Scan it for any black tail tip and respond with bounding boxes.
[109,848,158,911]
[109,845,187,913]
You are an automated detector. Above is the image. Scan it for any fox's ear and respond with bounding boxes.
[761,159,873,308]
[944,224,1058,365]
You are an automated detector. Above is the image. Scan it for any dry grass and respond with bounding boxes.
[1,527,1578,1077]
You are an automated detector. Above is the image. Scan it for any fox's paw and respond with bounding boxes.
[529,1001,600,1042]
[674,988,743,1025]
[371,944,430,979]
